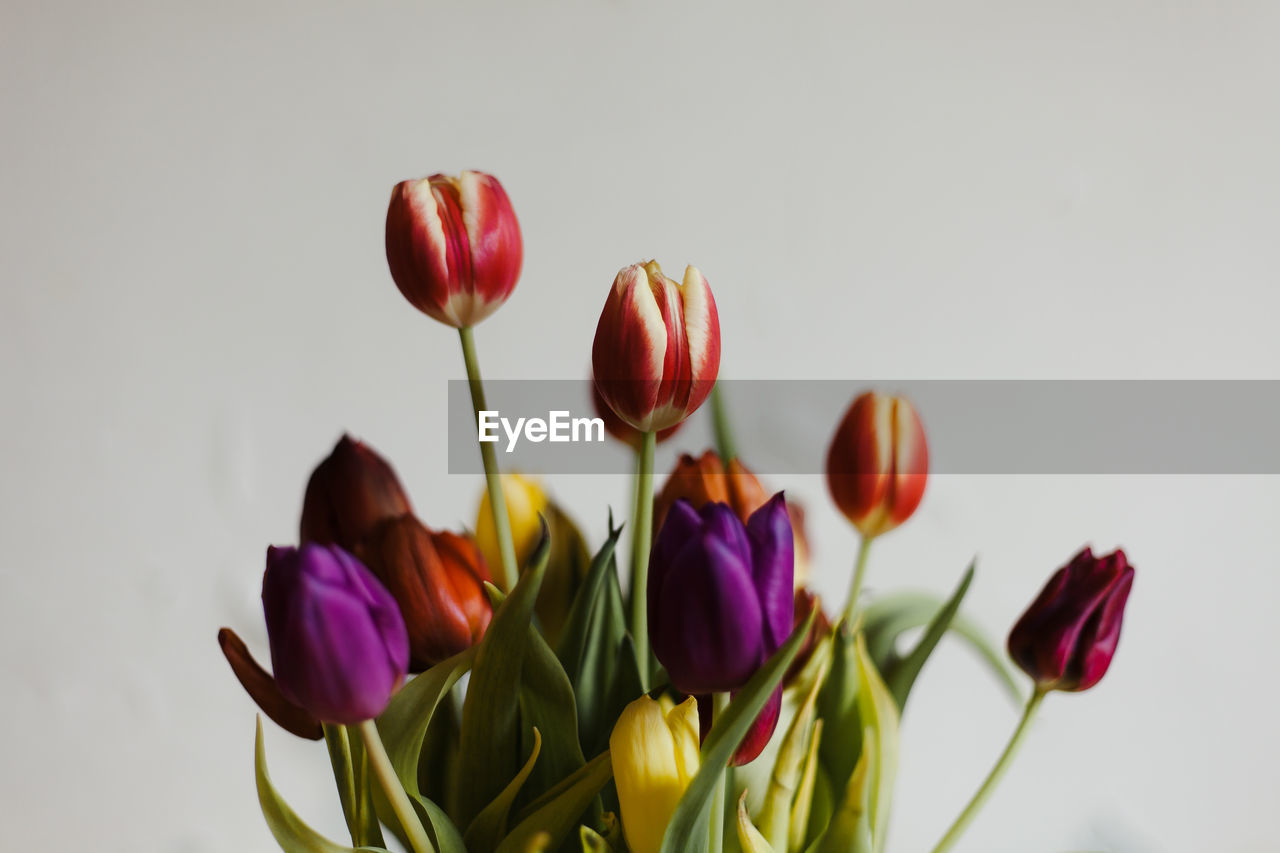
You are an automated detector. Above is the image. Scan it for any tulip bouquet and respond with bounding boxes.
[219,170,1136,853]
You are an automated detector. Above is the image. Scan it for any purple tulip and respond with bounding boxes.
[649,493,795,695]
[1007,547,1135,693]
[262,544,410,725]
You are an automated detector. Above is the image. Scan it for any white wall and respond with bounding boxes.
[2,1,1278,851]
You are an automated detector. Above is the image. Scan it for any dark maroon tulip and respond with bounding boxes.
[300,434,413,551]
[1008,547,1135,692]
[649,493,795,695]
[262,544,409,725]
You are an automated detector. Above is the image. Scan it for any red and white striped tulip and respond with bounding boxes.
[385,170,523,328]
[825,391,928,538]
[591,261,720,433]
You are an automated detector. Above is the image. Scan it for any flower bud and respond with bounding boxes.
[590,379,683,450]
[357,516,493,670]
[262,544,409,725]
[649,494,794,695]
[385,171,523,328]
[609,695,701,853]
[592,261,720,433]
[825,391,928,538]
[1007,547,1135,692]
[299,434,412,551]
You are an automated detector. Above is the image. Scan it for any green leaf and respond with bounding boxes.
[455,524,551,828]
[659,610,818,853]
[465,729,543,853]
[413,794,468,853]
[500,751,615,853]
[815,623,861,801]
[788,719,824,853]
[378,647,475,797]
[519,628,589,810]
[884,561,974,711]
[254,717,391,853]
[556,516,623,676]
[556,518,629,755]
[758,653,827,851]
[863,586,1021,706]
[815,635,899,853]
[736,792,775,853]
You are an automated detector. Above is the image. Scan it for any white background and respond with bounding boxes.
[3,1,1278,851]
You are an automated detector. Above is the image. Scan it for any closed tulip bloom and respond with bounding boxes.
[610,695,701,853]
[262,544,409,725]
[1008,547,1135,692]
[592,261,720,433]
[299,434,413,551]
[649,493,794,695]
[385,170,523,328]
[826,391,928,539]
[357,516,493,670]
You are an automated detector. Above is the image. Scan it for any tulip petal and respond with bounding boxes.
[745,492,795,650]
[217,627,323,740]
[652,534,763,694]
[648,499,704,615]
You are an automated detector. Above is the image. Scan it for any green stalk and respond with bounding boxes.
[458,325,519,591]
[709,692,732,853]
[628,429,657,689]
[710,382,738,463]
[358,720,436,853]
[840,536,874,628]
[322,724,360,843]
[929,688,1047,853]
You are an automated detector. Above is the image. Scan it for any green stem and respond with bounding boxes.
[458,325,519,592]
[840,536,874,628]
[629,430,657,689]
[322,723,361,843]
[929,688,1047,853]
[358,720,436,853]
[710,382,737,463]
[709,692,731,853]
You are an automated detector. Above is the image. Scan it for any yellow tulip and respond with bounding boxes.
[609,695,701,853]
[475,473,548,573]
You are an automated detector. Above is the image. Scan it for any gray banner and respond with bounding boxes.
[446,380,1280,474]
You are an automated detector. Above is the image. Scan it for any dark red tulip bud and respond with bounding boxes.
[300,434,412,551]
[357,516,494,671]
[217,627,323,740]
[1007,547,1135,692]
[695,687,783,766]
